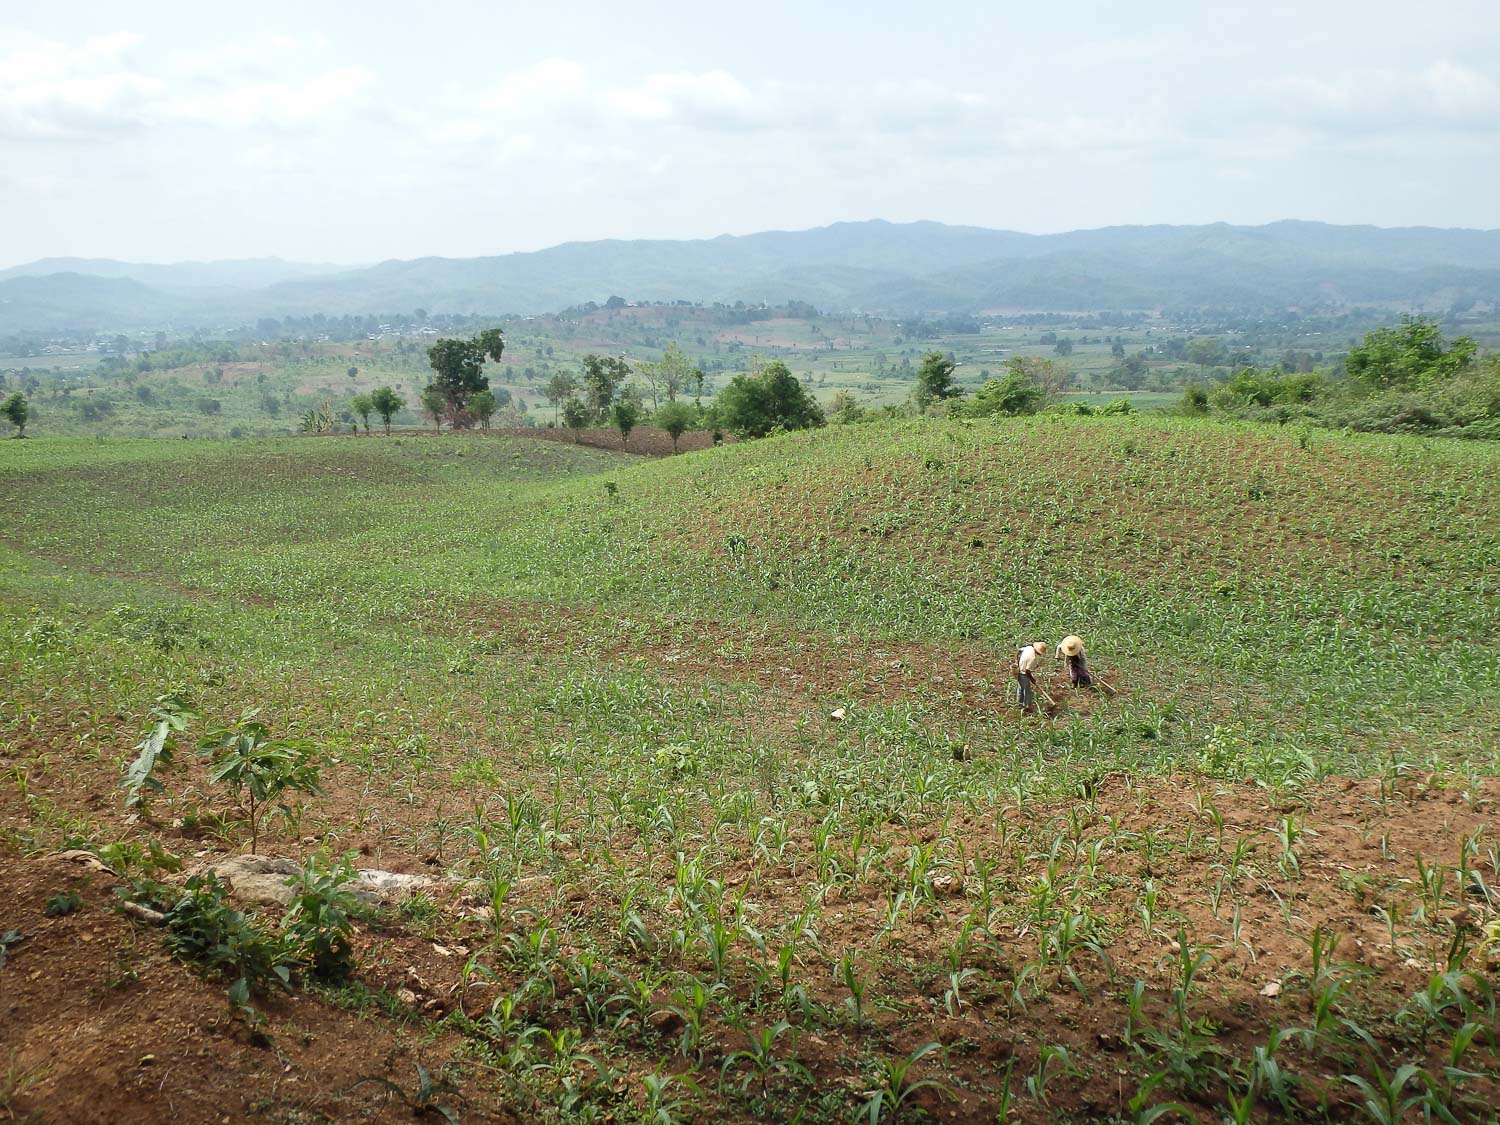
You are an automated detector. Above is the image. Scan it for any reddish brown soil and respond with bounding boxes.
[492,425,732,456]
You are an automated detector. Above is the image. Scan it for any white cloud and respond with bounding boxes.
[609,70,762,128]
[476,58,587,114]
[170,66,374,128]
[0,30,374,141]
[1422,60,1500,116]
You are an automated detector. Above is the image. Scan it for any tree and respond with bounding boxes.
[1004,356,1073,399]
[654,401,696,453]
[1114,353,1149,391]
[1053,338,1074,357]
[346,366,359,379]
[612,399,641,448]
[350,393,374,433]
[425,329,504,422]
[640,342,694,408]
[1,392,29,437]
[470,389,498,431]
[369,386,404,434]
[1186,337,1223,373]
[914,351,962,409]
[420,385,446,432]
[581,354,630,422]
[1346,316,1477,390]
[561,397,589,442]
[716,360,826,438]
[543,373,578,422]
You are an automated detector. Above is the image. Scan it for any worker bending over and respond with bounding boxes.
[1058,635,1092,687]
[1016,640,1048,712]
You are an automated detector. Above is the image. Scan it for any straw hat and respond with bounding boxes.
[1031,641,1048,655]
[1057,635,1084,658]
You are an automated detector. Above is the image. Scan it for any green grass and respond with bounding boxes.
[3,418,1499,1122]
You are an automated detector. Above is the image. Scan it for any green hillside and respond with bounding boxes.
[2,420,1498,1122]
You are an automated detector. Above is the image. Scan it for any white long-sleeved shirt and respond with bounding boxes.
[1017,645,1041,676]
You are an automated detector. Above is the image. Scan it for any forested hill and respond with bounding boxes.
[5,219,1500,332]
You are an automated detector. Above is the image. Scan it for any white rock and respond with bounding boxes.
[204,855,433,908]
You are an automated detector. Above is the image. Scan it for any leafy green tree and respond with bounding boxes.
[1186,337,1223,372]
[543,373,578,422]
[1346,316,1477,390]
[198,709,325,854]
[914,351,962,409]
[716,360,826,438]
[1180,385,1210,415]
[640,342,694,408]
[561,397,589,442]
[653,400,696,453]
[1004,355,1072,398]
[612,398,641,448]
[1114,353,1149,391]
[1,392,30,437]
[369,385,404,434]
[350,393,373,433]
[581,354,630,422]
[420,385,446,432]
[1053,338,1074,356]
[470,389,498,431]
[425,328,504,421]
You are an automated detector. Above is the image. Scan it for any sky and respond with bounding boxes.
[2,0,1499,267]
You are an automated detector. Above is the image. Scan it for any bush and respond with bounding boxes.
[955,373,1044,418]
[281,855,360,983]
[161,874,293,997]
[716,361,824,438]
[145,855,360,999]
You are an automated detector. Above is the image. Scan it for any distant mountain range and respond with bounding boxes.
[3,220,1499,335]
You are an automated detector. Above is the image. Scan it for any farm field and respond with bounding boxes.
[2,417,1499,1123]
[11,302,1450,441]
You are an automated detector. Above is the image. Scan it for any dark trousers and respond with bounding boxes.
[1068,655,1092,687]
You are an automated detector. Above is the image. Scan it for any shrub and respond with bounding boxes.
[715,361,825,438]
[281,855,360,983]
[161,873,293,997]
[955,373,1044,418]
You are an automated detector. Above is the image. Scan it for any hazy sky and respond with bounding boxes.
[3,0,1498,266]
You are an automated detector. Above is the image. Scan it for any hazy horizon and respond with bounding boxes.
[9,214,1500,275]
[4,0,1498,267]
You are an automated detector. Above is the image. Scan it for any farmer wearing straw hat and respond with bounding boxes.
[1058,635,1093,688]
[1016,640,1048,712]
